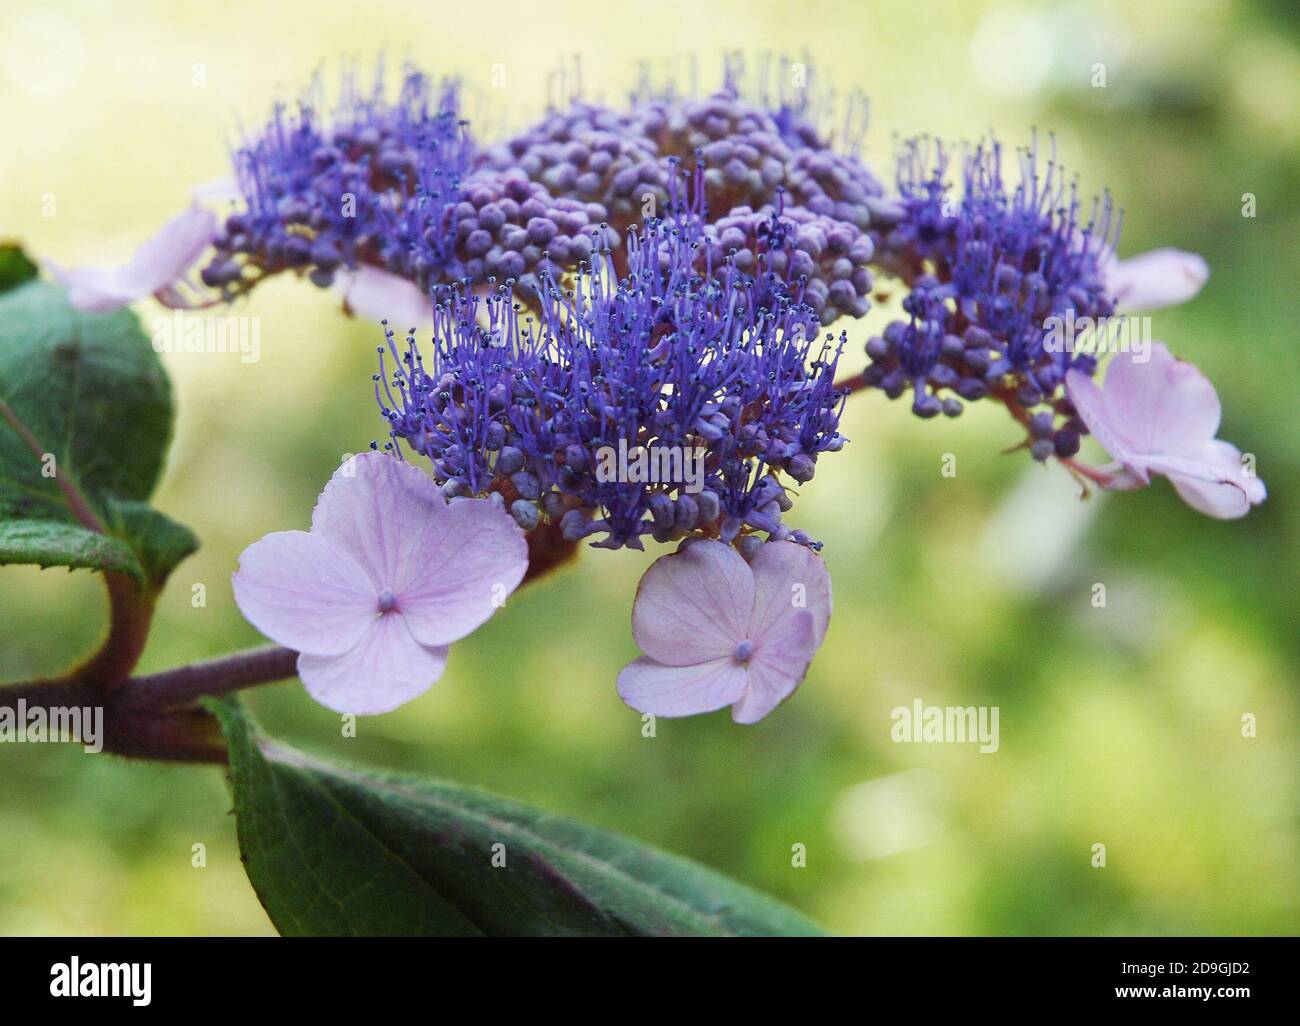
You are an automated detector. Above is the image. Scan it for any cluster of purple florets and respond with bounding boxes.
[204,59,882,324]
[203,57,1142,554]
[864,137,1120,460]
[475,59,882,323]
[203,68,470,293]
[375,204,846,551]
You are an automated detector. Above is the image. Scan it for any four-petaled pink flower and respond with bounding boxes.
[48,205,217,312]
[1065,342,1266,519]
[617,539,832,724]
[232,452,528,714]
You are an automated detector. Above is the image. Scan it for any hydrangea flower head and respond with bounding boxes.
[232,452,528,713]
[617,539,832,723]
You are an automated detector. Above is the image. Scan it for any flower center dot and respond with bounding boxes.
[377,590,398,614]
[734,639,754,663]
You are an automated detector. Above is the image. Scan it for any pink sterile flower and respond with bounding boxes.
[1102,247,1209,312]
[617,539,832,724]
[335,266,434,328]
[48,205,218,313]
[232,452,528,714]
[1065,343,1266,519]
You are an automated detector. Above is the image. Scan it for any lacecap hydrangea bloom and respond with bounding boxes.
[54,57,1264,720]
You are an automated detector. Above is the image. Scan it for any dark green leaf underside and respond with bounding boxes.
[213,698,825,937]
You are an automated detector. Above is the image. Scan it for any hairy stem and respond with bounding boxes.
[72,572,157,691]
[0,645,299,714]
[0,676,93,710]
[0,646,300,763]
[116,645,299,712]
[100,707,229,764]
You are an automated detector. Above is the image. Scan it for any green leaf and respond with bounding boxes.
[104,499,198,589]
[212,698,826,937]
[0,279,196,587]
[0,280,174,522]
[0,244,39,294]
[0,518,143,580]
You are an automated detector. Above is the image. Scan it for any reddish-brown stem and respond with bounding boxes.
[116,645,299,712]
[0,675,228,764]
[0,645,304,764]
[0,676,93,710]
[72,572,157,691]
[99,706,229,764]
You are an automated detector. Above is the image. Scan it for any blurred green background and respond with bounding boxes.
[1,0,1296,935]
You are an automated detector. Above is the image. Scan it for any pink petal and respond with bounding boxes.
[1068,349,1265,518]
[336,266,433,327]
[231,531,377,657]
[123,206,218,291]
[310,453,448,591]
[1065,368,1147,482]
[1106,248,1209,311]
[297,613,449,715]
[311,453,527,647]
[1163,440,1267,520]
[1102,343,1221,457]
[47,262,131,314]
[746,541,832,652]
[393,497,528,647]
[631,539,755,666]
[191,177,241,203]
[51,206,217,312]
[731,611,817,724]
[617,656,748,718]
[1066,344,1225,488]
